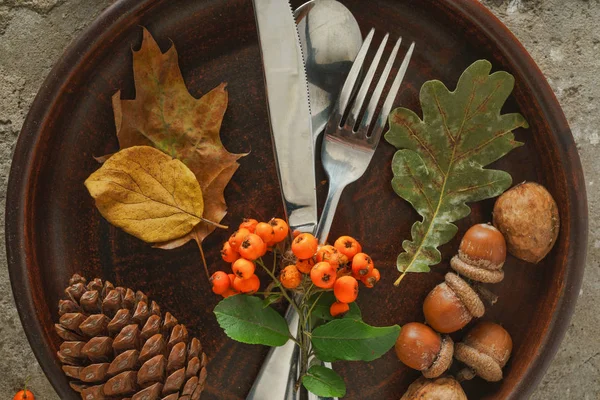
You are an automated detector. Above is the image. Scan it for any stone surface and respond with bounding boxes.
[0,0,598,398]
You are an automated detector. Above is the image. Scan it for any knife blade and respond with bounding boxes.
[252,0,318,235]
[248,1,318,399]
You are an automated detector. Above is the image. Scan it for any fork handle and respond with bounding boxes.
[315,180,346,244]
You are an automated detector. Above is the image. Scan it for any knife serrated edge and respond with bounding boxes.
[251,0,318,235]
[287,0,312,116]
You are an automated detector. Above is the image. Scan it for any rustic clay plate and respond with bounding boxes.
[6,0,587,399]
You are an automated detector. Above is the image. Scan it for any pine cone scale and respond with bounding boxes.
[55,274,208,399]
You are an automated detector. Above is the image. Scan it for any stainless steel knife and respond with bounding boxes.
[252,0,318,235]
[248,0,318,399]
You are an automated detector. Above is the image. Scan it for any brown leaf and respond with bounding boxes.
[84,146,205,244]
[113,27,244,248]
[155,163,238,249]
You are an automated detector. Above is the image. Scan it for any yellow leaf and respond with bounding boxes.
[85,146,205,243]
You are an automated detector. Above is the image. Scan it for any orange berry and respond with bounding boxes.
[259,240,268,257]
[280,265,302,289]
[232,258,255,280]
[310,261,337,289]
[13,390,34,400]
[238,233,266,261]
[228,273,236,286]
[239,218,258,233]
[316,245,347,268]
[228,228,250,251]
[351,253,374,277]
[362,268,381,288]
[221,241,240,263]
[334,276,359,303]
[255,222,275,244]
[296,258,315,274]
[233,275,260,294]
[210,271,231,295]
[292,233,319,259]
[336,265,352,279]
[292,230,302,238]
[330,301,350,317]
[269,218,289,243]
[334,236,362,260]
[222,288,238,298]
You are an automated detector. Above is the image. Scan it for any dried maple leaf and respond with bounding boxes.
[85,146,212,243]
[385,60,528,286]
[112,27,245,250]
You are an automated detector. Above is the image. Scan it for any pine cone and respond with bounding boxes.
[55,274,207,400]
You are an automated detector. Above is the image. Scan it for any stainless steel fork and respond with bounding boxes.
[314,29,415,243]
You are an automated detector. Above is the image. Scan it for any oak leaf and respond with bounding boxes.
[112,27,245,249]
[385,60,528,285]
[85,146,208,244]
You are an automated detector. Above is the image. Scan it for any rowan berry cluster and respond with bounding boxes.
[210,218,289,298]
[284,233,380,317]
[210,216,380,318]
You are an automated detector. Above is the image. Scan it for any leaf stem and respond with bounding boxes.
[200,217,228,229]
[257,258,300,315]
[394,268,409,287]
[306,291,323,321]
[198,243,210,281]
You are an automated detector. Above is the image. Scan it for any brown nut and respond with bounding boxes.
[400,376,467,400]
[450,223,506,283]
[395,322,440,370]
[395,322,453,378]
[423,273,485,333]
[455,321,513,382]
[493,182,559,263]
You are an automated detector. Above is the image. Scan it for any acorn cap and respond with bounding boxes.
[455,342,503,382]
[451,255,504,283]
[464,321,512,367]
[455,322,513,382]
[444,273,485,318]
[422,335,454,379]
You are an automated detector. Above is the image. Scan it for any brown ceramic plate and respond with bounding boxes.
[6,0,587,399]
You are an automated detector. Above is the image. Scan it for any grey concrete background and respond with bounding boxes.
[0,0,597,398]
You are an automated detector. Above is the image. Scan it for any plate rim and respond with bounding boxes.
[5,0,588,398]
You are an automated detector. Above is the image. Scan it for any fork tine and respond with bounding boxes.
[358,36,402,135]
[345,33,389,132]
[368,41,415,145]
[330,29,375,126]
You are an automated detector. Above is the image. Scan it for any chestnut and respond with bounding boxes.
[395,322,453,378]
[423,272,484,333]
[455,321,513,382]
[450,223,506,283]
[493,182,559,263]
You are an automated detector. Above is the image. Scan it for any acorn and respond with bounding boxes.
[450,223,506,283]
[401,376,467,400]
[455,321,513,382]
[423,272,485,333]
[395,322,454,379]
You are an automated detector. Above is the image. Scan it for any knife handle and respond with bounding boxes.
[247,303,336,400]
[247,305,305,400]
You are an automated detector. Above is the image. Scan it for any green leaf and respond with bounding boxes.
[262,292,283,308]
[384,60,528,282]
[302,365,346,398]
[310,292,361,322]
[311,319,400,362]
[214,295,290,346]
